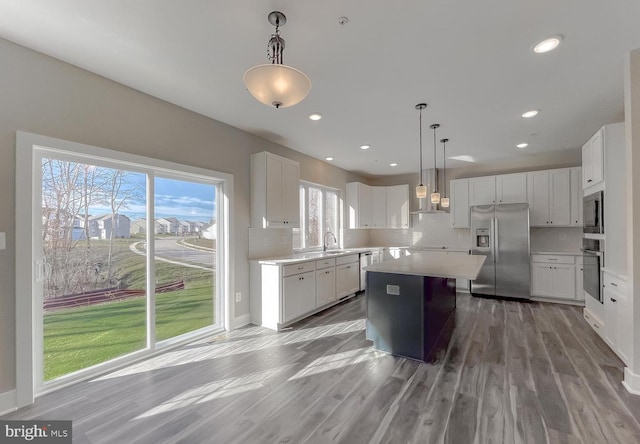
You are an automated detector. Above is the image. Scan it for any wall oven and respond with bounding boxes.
[583,191,604,234]
[582,238,604,303]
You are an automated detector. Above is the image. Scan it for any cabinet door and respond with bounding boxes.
[531,264,554,297]
[527,171,550,226]
[336,263,359,298]
[470,176,496,205]
[282,271,315,322]
[316,267,336,307]
[496,173,527,204]
[590,130,604,186]
[359,184,373,228]
[570,167,583,227]
[265,155,284,225]
[552,264,576,300]
[575,262,584,301]
[604,286,618,349]
[371,186,387,228]
[450,179,470,228]
[281,160,300,227]
[617,289,632,364]
[549,169,571,226]
[582,141,593,189]
[386,185,409,228]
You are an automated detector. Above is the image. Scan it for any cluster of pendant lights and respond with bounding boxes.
[415,103,450,208]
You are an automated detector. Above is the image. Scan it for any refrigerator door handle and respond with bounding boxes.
[493,218,499,262]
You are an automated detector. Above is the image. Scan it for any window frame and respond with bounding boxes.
[295,180,341,252]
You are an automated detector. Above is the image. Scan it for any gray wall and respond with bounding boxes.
[0,38,366,395]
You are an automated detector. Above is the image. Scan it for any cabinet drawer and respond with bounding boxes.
[282,261,316,277]
[603,273,627,292]
[531,254,575,265]
[336,254,359,265]
[315,257,336,269]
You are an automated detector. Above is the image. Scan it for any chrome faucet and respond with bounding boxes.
[323,231,337,252]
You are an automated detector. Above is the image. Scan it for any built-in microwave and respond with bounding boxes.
[583,191,604,234]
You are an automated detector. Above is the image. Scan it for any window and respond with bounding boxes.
[294,181,340,250]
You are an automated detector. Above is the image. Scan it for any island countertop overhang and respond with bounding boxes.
[364,252,486,280]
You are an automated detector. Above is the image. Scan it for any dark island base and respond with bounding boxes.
[365,272,457,362]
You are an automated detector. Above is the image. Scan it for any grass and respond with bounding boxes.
[43,269,215,381]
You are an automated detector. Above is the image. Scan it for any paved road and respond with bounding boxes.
[131,238,215,270]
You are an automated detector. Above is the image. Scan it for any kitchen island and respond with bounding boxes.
[365,252,485,362]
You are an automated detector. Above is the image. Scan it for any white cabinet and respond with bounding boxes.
[582,128,604,190]
[251,151,300,228]
[283,270,316,323]
[450,178,470,228]
[570,167,583,227]
[371,186,387,228]
[526,169,571,227]
[469,176,496,205]
[386,185,410,228]
[316,266,336,308]
[336,254,360,298]
[603,272,631,364]
[531,254,576,300]
[347,182,373,228]
[347,182,408,229]
[496,173,527,204]
[575,255,584,301]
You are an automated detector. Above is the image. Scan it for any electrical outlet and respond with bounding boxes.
[235,292,242,303]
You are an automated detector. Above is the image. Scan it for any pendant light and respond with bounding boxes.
[430,124,441,204]
[243,11,311,108]
[415,103,428,199]
[440,138,450,208]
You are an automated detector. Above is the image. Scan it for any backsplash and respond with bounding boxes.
[530,227,582,252]
[343,229,370,248]
[248,228,293,259]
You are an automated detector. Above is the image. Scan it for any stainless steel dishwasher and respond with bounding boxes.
[359,251,373,291]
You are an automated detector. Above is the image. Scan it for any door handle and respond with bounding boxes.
[493,218,499,262]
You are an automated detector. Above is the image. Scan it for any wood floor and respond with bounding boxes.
[4,293,640,443]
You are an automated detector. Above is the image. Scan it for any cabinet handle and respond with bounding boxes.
[611,298,617,303]
[611,282,618,287]
[587,179,593,183]
[550,221,553,224]
[297,266,304,270]
[548,258,558,261]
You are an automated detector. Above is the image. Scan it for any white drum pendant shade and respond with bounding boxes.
[243,64,311,108]
[416,184,427,199]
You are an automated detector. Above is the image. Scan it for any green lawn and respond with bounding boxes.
[43,280,214,381]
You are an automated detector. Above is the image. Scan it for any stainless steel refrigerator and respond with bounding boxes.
[470,203,531,299]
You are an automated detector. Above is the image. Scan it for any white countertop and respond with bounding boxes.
[254,249,370,265]
[531,251,582,256]
[364,252,486,280]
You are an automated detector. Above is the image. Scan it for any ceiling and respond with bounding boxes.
[1,1,640,176]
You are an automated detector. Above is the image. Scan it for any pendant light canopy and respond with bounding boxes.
[243,11,311,108]
[415,103,428,199]
[440,138,450,208]
[430,124,441,204]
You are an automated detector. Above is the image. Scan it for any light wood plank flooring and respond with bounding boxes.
[4,293,640,443]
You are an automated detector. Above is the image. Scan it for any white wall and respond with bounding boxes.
[0,38,366,397]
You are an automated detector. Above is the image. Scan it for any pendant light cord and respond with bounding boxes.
[419,109,423,185]
[443,140,446,197]
[433,126,438,193]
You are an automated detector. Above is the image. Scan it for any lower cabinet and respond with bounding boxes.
[336,254,360,299]
[283,271,316,323]
[316,266,336,307]
[531,254,576,300]
[575,256,584,301]
[603,272,631,364]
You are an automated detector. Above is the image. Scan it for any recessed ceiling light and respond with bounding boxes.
[516,143,528,149]
[522,110,539,118]
[389,163,398,167]
[325,156,334,161]
[360,145,371,150]
[309,113,323,121]
[533,36,563,54]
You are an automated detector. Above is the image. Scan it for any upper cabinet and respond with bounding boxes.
[251,151,300,228]
[496,173,527,204]
[450,179,470,228]
[386,185,410,229]
[469,176,496,205]
[526,168,572,227]
[582,128,604,190]
[569,167,583,227]
[347,182,408,229]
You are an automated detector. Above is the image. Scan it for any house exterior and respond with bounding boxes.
[88,214,131,239]
[202,223,216,240]
[130,218,146,235]
[178,220,193,235]
[155,217,179,235]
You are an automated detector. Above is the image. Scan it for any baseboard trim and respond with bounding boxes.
[622,367,640,395]
[0,389,17,416]
[232,313,252,329]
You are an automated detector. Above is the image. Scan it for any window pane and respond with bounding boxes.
[154,177,216,342]
[41,158,146,380]
[307,187,323,248]
[326,191,338,237]
[293,185,304,250]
